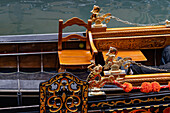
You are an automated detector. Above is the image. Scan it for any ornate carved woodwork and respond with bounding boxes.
[109,106,170,113]
[90,96,170,108]
[94,36,167,50]
[40,72,88,113]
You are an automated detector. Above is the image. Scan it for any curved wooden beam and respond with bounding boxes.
[62,34,86,41]
[88,31,98,53]
[62,17,88,29]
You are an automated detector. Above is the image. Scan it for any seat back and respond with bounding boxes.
[58,17,92,51]
[39,72,89,113]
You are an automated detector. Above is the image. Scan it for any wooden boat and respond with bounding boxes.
[0,11,170,112]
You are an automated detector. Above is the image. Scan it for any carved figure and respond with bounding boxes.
[165,19,170,27]
[104,47,132,71]
[104,47,118,70]
[90,5,111,26]
[110,57,132,71]
[86,62,103,82]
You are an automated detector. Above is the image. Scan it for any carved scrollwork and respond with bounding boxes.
[47,95,63,112]
[39,72,88,113]
[95,37,166,50]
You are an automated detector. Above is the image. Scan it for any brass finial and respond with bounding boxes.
[90,5,111,27]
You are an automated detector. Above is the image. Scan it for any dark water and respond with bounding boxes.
[0,0,169,35]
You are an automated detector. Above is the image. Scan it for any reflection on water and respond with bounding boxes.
[0,0,169,35]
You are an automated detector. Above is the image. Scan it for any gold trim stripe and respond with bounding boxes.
[117,109,123,111]
[102,103,170,112]
[136,107,141,109]
[126,108,133,110]
[145,106,150,108]
[154,105,159,107]
[90,96,170,108]
[163,104,169,106]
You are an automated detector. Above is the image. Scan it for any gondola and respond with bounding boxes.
[0,6,170,113]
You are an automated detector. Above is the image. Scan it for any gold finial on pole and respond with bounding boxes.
[165,19,170,27]
[90,5,111,28]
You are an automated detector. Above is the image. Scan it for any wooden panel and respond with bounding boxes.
[62,17,89,29]
[20,55,41,68]
[0,56,17,68]
[19,43,42,52]
[0,44,17,53]
[94,34,170,50]
[43,54,58,68]
[41,43,57,51]
[102,50,147,62]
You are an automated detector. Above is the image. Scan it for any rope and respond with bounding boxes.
[131,61,168,72]
[110,15,166,26]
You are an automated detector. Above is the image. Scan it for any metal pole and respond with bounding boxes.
[41,54,43,72]
[17,79,22,106]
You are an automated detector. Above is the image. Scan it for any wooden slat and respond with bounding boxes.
[62,34,86,41]
[58,50,92,65]
[62,17,88,29]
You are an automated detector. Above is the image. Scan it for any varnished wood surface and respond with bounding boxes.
[88,31,98,54]
[93,34,170,50]
[92,25,170,38]
[102,50,147,61]
[125,73,170,79]
[106,25,167,31]
[58,18,92,51]
[0,56,17,68]
[121,73,170,85]
[58,18,93,71]
[58,50,92,65]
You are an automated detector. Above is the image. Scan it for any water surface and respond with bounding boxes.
[0,0,169,35]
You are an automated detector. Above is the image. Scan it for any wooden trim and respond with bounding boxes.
[58,18,92,51]
[62,17,88,29]
[58,19,63,51]
[125,73,170,79]
[0,51,57,56]
[106,25,167,31]
[93,34,170,50]
[93,34,170,40]
[92,28,170,38]
[86,19,92,50]
[88,31,98,61]
[62,34,86,41]
[88,31,98,54]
